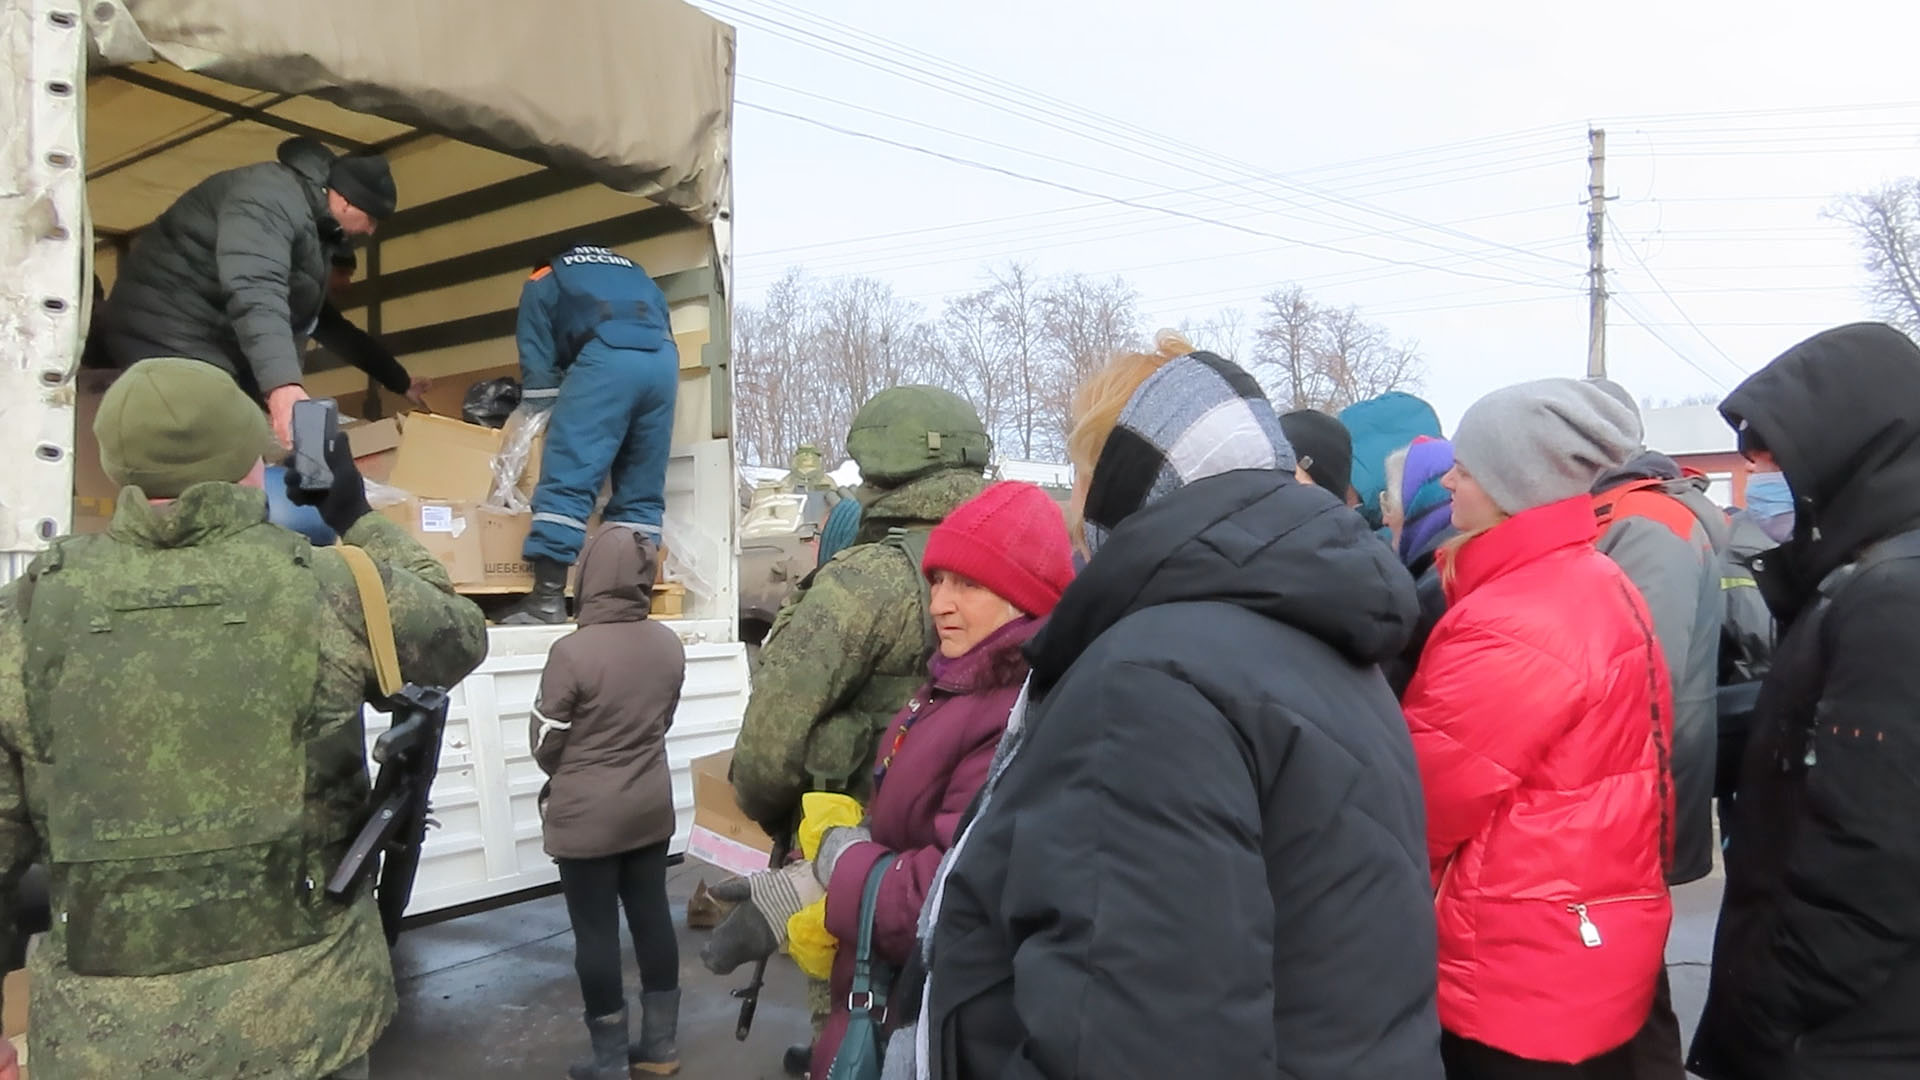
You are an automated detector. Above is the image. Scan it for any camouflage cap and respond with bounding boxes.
[845,385,990,486]
[96,357,281,498]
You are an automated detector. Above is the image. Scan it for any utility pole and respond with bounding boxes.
[1586,127,1608,378]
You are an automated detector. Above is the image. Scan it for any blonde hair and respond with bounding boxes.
[1065,329,1192,474]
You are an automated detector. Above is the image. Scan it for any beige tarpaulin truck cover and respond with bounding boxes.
[87,0,734,222]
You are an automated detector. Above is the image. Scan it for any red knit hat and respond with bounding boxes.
[923,481,1075,616]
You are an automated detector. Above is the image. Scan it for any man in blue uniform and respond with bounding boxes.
[501,243,679,625]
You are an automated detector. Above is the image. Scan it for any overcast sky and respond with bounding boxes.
[699,0,1920,437]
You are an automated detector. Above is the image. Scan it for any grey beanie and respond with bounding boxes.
[1585,377,1646,447]
[1453,378,1642,514]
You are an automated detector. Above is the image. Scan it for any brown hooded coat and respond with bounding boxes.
[531,529,686,859]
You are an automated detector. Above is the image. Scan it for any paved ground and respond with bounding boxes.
[371,860,1727,1078]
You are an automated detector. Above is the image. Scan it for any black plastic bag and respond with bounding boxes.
[462,377,522,428]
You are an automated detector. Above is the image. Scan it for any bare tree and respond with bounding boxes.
[942,288,1017,451]
[986,262,1050,458]
[1040,273,1141,455]
[1253,285,1323,410]
[1833,181,1920,338]
[1181,307,1253,364]
[1317,304,1423,408]
[1253,284,1424,413]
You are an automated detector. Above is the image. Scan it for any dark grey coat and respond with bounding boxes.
[99,140,341,401]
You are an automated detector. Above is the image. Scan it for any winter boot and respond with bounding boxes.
[567,1008,628,1080]
[627,989,682,1076]
[501,557,570,625]
[784,1043,813,1077]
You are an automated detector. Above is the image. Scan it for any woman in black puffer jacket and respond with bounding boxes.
[899,333,1444,1080]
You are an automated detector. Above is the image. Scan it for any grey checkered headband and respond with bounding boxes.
[1079,350,1297,555]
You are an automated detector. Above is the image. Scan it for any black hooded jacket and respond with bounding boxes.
[1689,323,1920,1080]
[925,469,1442,1079]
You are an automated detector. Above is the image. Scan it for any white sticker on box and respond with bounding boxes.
[420,505,455,533]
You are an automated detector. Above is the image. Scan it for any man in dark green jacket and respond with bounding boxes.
[0,357,487,1078]
[98,137,397,446]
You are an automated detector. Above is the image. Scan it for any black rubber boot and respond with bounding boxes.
[627,989,681,1076]
[784,1043,813,1077]
[501,557,569,625]
[567,1008,628,1080]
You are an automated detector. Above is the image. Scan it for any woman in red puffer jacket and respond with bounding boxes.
[1403,378,1675,1080]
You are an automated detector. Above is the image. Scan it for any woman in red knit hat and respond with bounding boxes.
[801,480,1074,1078]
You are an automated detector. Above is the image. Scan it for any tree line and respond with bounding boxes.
[733,262,1429,466]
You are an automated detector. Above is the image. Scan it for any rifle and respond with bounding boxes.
[732,826,795,1040]
[326,684,451,945]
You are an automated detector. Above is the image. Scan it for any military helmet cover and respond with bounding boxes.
[845,385,991,486]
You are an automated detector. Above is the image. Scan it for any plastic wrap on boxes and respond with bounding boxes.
[486,407,550,513]
[462,377,522,428]
[660,513,719,603]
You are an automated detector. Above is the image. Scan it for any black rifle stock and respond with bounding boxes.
[732,824,795,1041]
[327,684,451,945]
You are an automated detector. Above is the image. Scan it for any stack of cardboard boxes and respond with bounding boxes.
[373,412,547,592]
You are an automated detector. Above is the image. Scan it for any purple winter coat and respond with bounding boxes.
[812,616,1040,1077]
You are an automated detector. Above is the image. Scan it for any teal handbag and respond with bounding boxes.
[828,859,896,1080]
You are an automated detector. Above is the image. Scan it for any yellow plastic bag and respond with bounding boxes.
[787,902,837,979]
[797,792,864,860]
[784,792,867,979]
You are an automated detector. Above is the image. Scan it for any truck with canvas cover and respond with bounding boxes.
[0,0,747,919]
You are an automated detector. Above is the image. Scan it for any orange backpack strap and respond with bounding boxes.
[1593,477,1698,541]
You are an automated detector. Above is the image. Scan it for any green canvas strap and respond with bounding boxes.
[884,527,936,659]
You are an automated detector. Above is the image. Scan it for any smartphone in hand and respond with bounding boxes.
[290,398,340,496]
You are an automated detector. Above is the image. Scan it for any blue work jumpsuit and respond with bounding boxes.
[518,245,679,565]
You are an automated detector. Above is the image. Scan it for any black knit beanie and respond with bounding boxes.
[328,155,397,219]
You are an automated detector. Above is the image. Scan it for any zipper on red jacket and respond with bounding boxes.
[1566,894,1662,949]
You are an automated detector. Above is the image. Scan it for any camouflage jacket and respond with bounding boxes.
[731,469,985,831]
[0,484,488,1079]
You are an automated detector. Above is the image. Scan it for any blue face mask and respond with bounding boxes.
[1746,471,1795,522]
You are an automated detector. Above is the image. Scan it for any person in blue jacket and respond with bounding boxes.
[502,243,679,625]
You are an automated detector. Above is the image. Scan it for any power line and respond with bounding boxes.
[738,99,1585,293]
[1611,294,1734,391]
[712,0,1583,278]
[1612,228,1749,380]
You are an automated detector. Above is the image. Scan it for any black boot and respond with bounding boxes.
[627,989,681,1076]
[501,557,569,625]
[784,1043,813,1077]
[567,1008,628,1080]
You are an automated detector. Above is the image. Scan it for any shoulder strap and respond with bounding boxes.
[884,527,936,657]
[849,856,894,1009]
[1594,478,1698,541]
[336,545,402,698]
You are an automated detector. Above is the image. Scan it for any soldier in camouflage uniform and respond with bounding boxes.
[727,387,988,1076]
[731,386,990,827]
[0,358,488,1079]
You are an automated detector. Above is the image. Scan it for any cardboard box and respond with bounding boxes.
[72,370,121,532]
[686,750,774,877]
[342,416,401,485]
[4,968,25,1039]
[377,498,538,590]
[385,413,544,505]
[387,414,503,502]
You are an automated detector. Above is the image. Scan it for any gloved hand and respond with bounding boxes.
[813,824,873,889]
[699,861,824,976]
[283,431,372,534]
[519,393,557,417]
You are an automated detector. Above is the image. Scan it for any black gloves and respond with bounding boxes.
[284,432,373,534]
